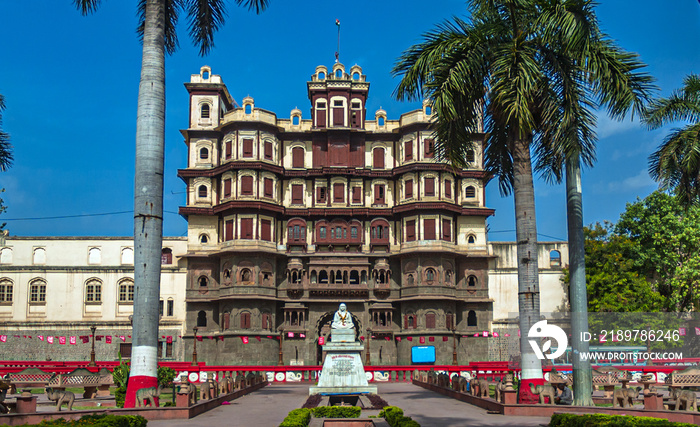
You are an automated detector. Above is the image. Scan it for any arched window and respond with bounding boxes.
[467,235,476,244]
[406,274,414,286]
[350,270,359,284]
[33,248,46,265]
[167,298,174,316]
[223,311,230,330]
[378,117,385,126]
[121,247,134,264]
[550,250,562,267]
[465,186,476,198]
[198,185,208,198]
[310,271,317,284]
[88,247,101,265]
[0,248,12,264]
[468,275,478,287]
[85,279,102,303]
[199,147,209,160]
[118,279,134,303]
[335,69,343,78]
[319,270,329,284]
[425,268,436,283]
[467,310,477,327]
[198,276,208,287]
[0,279,13,303]
[197,310,207,327]
[292,115,300,125]
[445,270,453,285]
[241,268,252,283]
[425,106,432,115]
[29,279,47,303]
[425,313,436,329]
[200,104,210,119]
[199,234,209,244]
[245,104,252,115]
[161,248,173,265]
[318,72,325,80]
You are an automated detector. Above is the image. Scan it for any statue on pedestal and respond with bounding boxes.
[331,303,354,329]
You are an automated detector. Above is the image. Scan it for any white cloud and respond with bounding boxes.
[595,114,642,139]
[607,169,657,192]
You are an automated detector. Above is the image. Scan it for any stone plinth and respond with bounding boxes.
[310,328,377,396]
[16,395,37,414]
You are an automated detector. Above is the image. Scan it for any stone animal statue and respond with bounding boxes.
[246,372,256,387]
[45,387,75,411]
[494,379,507,402]
[437,373,450,388]
[612,386,640,408]
[671,388,698,412]
[528,382,556,405]
[427,370,438,385]
[200,380,211,400]
[177,382,197,405]
[208,378,220,398]
[222,374,233,393]
[470,377,489,398]
[451,375,467,392]
[136,384,163,407]
[234,373,246,389]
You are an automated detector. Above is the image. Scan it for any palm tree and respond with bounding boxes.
[393,0,653,404]
[73,0,269,407]
[0,94,12,172]
[644,74,700,207]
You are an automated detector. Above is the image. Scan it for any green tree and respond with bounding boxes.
[616,191,700,311]
[73,0,269,407]
[392,1,652,401]
[644,74,700,207]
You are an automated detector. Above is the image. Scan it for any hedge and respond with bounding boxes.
[379,406,420,427]
[1,414,148,427]
[279,408,312,427]
[311,406,361,418]
[550,413,697,427]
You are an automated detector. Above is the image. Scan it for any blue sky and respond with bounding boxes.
[0,1,699,241]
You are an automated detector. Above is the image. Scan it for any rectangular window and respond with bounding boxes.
[242,138,253,157]
[159,300,164,316]
[406,220,416,242]
[166,342,173,358]
[333,106,344,126]
[317,187,327,203]
[223,178,232,198]
[425,178,435,196]
[426,313,436,329]
[292,184,303,204]
[292,147,304,168]
[424,219,436,240]
[264,141,273,160]
[225,219,234,241]
[319,226,327,239]
[424,139,435,158]
[373,148,385,169]
[262,313,270,330]
[374,184,385,204]
[446,313,454,331]
[264,178,273,198]
[225,141,232,159]
[333,183,344,203]
[404,140,413,161]
[293,225,300,240]
[445,179,452,199]
[119,343,132,358]
[167,299,174,317]
[442,219,451,241]
[241,218,254,239]
[241,176,254,195]
[405,180,413,199]
[261,219,272,241]
[351,227,358,239]
[241,312,251,329]
[352,187,362,203]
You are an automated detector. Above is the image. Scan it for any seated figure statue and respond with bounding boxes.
[331,303,354,329]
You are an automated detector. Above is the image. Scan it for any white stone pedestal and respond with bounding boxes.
[309,329,377,395]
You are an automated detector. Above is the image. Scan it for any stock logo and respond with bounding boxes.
[528,320,568,360]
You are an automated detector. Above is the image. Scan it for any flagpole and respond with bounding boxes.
[335,19,341,63]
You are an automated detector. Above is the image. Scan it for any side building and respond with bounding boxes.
[0,235,188,361]
[177,64,570,366]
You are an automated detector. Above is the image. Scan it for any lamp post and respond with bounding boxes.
[88,325,97,367]
[278,330,284,366]
[191,326,199,366]
[452,327,457,366]
[365,328,371,366]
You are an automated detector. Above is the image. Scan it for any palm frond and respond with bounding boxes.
[73,0,102,15]
[184,0,228,56]
[648,123,700,207]
[643,74,700,129]
[0,94,13,172]
[233,0,269,14]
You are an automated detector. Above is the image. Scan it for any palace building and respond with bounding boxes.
[0,64,568,365]
[176,64,568,366]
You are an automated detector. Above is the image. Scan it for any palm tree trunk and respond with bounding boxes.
[124,0,165,408]
[512,138,543,383]
[566,156,593,406]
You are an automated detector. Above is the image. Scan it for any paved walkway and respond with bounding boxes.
[147,382,551,427]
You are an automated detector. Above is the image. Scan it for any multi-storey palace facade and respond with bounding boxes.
[177,64,568,366]
[0,64,568,365]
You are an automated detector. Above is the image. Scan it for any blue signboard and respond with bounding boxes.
[411,346,436,364]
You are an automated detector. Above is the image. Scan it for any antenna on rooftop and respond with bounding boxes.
[335,19,341,63]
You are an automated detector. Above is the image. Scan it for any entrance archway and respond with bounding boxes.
[315,310,362,364]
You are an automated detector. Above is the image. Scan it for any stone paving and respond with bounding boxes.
[147,382,551,427]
